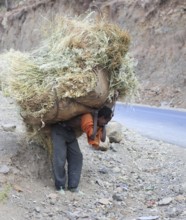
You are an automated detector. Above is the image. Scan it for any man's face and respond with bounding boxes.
[97,116,111,127]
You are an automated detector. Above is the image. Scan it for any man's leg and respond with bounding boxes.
[67,137,83,189]
[51,124,67,190]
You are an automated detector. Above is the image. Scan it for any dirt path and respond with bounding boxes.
[0,91,186,220]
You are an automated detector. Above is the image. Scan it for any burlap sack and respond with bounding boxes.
[22,69,109,126]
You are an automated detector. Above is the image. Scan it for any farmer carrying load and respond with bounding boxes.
[0,15,138,193]
[51,105,113,193]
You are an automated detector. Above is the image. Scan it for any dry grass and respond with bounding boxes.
[0,13,138,122]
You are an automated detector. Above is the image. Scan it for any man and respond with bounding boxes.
[51,106,113,193]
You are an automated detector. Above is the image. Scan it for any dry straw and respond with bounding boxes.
[0,14,138,123]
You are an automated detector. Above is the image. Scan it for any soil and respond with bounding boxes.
[0,93,186,220]
[0,1,186,220]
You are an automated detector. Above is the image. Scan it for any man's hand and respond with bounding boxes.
[92,145,108,151]
[90,110,98,140]
[92,144,99,150]
[99,146,108,151]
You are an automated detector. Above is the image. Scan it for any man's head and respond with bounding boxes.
[97,106,113,127]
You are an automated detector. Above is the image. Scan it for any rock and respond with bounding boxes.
[112,167,121,173]
[158,197,173,206]
[99,136,110,151]
[171,184,184,194]
[116,183,128,191]
[110,144,117,152]
[47,193,58,200]
[106,121,123,143]
[47,193,58,205]
[112,193,123,201]
[0,165,10,174]
[98,198,110,205]
[13,184,23,192]
[95,179,104,187]
[98,167,108,174]
[136,216,159,220]
[50,200,55,205]
[34,207,41,213]
[1,124,16,132]
[175,195,185,202]
[48,212,53,217]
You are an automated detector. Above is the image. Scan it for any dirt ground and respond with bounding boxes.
[0,93,186,220]
[0,1,186,219]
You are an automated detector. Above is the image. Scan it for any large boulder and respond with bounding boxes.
[106,121,123,143]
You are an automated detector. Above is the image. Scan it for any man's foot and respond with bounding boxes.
[68,187,84,195]
[56,186,65,195]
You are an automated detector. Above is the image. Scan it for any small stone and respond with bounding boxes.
[35,207,40,213]
[112,167,121,173]
[98,168,108,174]
[41,202,46,207]
[50,199,57,205]
[0,165,10,174]
[158,197,173,206]
[1,124,16,132]
[48,212,53,217]
[175,195,185,201]
[13,184,23,192]
[95,179,104,187]
[99,136,110,151]
[137,216,159,220]
[112,193,123,201]
[98,198,110,205]
[47,193,58,200]
[110,145,117,152]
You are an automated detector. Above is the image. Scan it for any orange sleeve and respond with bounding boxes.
[81,113,103,147]
[81,113,94,138]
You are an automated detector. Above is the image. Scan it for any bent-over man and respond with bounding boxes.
[51,106,113,193]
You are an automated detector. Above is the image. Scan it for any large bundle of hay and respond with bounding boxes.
[0,14,138,128]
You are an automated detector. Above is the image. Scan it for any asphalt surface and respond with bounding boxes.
[113,103,186,148]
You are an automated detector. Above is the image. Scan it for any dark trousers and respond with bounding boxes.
[51,123,83,190]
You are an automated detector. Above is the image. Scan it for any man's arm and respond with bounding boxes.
[81,113,95,139]
[90,110,98,140]
[81,113,102,148]
[101,126,106,142]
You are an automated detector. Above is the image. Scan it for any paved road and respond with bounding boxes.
[113,103,186,148]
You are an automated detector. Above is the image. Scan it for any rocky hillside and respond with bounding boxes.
[0,0,186,108]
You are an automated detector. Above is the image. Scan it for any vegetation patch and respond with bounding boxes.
[0,184,11,203]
